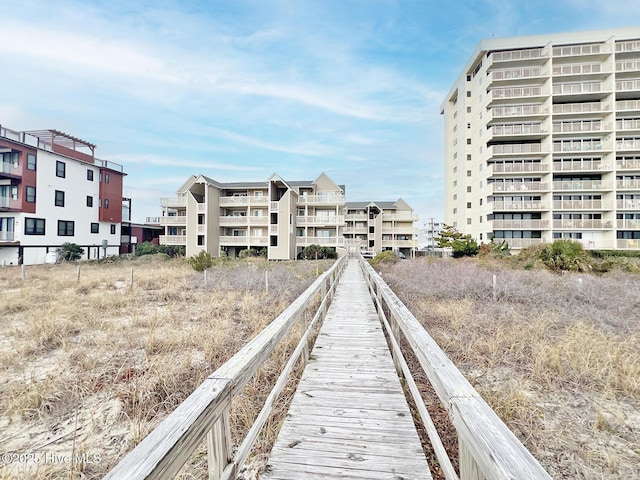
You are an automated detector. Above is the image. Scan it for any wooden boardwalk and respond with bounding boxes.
[262,259,432,480]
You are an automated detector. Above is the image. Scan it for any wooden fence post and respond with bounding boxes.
[492,274,497,301]
[207,410,232,480]
[459,438,485,480]
[300,309,310,364]
[130,267,134,288]
[77,264,81,282]
[21,264,25,281]
[265,270,269,294]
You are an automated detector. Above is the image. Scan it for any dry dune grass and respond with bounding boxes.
[378,257,640,479]
[0,256,331,479]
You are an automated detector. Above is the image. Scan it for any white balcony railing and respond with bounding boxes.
[617,119,640,131]
[160,197,187,207]
[490,162,549,174]
[296,236,345,247]
[490,201,546,211]
[617,80,640,92]
[553,160,608,171]
[381,240,418,247]
[219,236,268,246]
[491,182,547,193]
[492,48,545,62]
[491,86,543,100]
[552,63,602,76]
[617,100,640,112]
[552,120,603,133]
[617,179,640,189]
[297,194,345,205]
[345,214,368,221]
[491,124,543,136]
[553,200,604,210]
[553,140,604,152]
[553,102,608,114]
[617,159,640,170]
[616,60,640,72]
[159,235,186,245]
[617,219,640,229]
[552,219,611,229]
[497,238,545,248]
[219,196,269,206]
[490,104,544,118]
[296,215,344,226]
[491,67,542,80]
[0,231,15,241]
[552,82,602,95]
[492,143,542,155]
[616,41,640,53]
[159,216,187,225]
[617,239,640,249]
[552,43,610,57]
[617,199,640,209]
[552,180,608,191]
[490,219,549,229]
[616,139,640,151]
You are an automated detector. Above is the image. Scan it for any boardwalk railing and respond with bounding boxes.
[359,257,551,480]
[105,256,347,480]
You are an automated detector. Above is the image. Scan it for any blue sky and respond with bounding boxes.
[2,1,640,224]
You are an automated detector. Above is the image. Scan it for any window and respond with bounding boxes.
[55,190,65,207]
[58,220,74,236]
[104,199,109,209]
[467,202,472,208]
[25,218,45,235]
[56,161,66,178]
[467,186,472,193]
[466,138,471,145]
[26,186,36,203]
[87,170,94,181]
[91,223,99,234]
[467,218,472,225]
[110,224,116,234]
[197,235,204,246]
[86,196,93,207]
[105,174,110,184]
[27,154,36,170]
[467,170,472,177]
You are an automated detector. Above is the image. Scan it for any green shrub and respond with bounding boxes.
[370,250,400,266]
[189,250,214,271]
[538,240,591,273]
[135,242,184,258]
[479,239,511,258]
[436,224,479,258]
[299,244,338,260]
[239,248,266,258]
[56,243,84,262]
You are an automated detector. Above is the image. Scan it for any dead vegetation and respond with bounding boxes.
[0,256,332,479]
[378,257,640,480]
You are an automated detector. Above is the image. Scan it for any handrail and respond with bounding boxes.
[105,255,347,479]
[358,257,551,480]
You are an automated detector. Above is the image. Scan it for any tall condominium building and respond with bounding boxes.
[0,125,125,265]
[441,27,640,250]
[156,172,418,260]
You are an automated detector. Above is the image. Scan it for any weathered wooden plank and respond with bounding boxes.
[359,258,551,480]
[263,259,432,480]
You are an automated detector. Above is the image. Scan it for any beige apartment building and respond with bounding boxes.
[441,27,640,250]
[154,172,418,260]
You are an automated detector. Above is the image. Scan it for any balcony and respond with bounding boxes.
[489,104,546,120]
[553,120,605,134]
[553,200,604,210]
[617,219,640,229]
[491,219,549,229]
[617,239,640,249]
[345,214,368,221]
[552,102,609,115]
[617,119,640,131]
[0,196,20,211]
[616,179,640,190]
[617,159,640,170]
[616,100,640,113]
[490,201,546,211]
[159,216,187,226]
[381,240,417,248]
[159,235,186,245]
[296,215,344,226]
[344,226,368,234]
[0,161,21,179]
[220,236,268,246]
[297,193,345,205]
[553,139,604,153]
[616,41,640,53]
[296,236,345,247]
[384,213,419,222]
[617,199,640,209]
[490,86,544,101]
[492,48,546,62]
[616,139,640,151]
[491,182,547,193]
[552,180,609,191]
[219,196,269,207]
[499,238,545,248]
[616,60,640,72]
[552,82,604,95]
[553,160,608,172]
[491,143,542,155]
[490,162,549,174]
[552,63,603,76]
[552,43,611,57]
[490,67,543,81]
[491,123,544,136]
[616,80,640,92]
[160,197,187,207]
[553,219,611,229]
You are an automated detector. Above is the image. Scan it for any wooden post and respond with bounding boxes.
[459,438,485,480]
[492,274,497,301]
[204,269,208,285]
[21,264,25,280]
[578,277,582,289]
[265,270,269,294]
[300,309,309,364]
[77,264,81,282]
[130,267,134,288]
[207,410,232,480]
